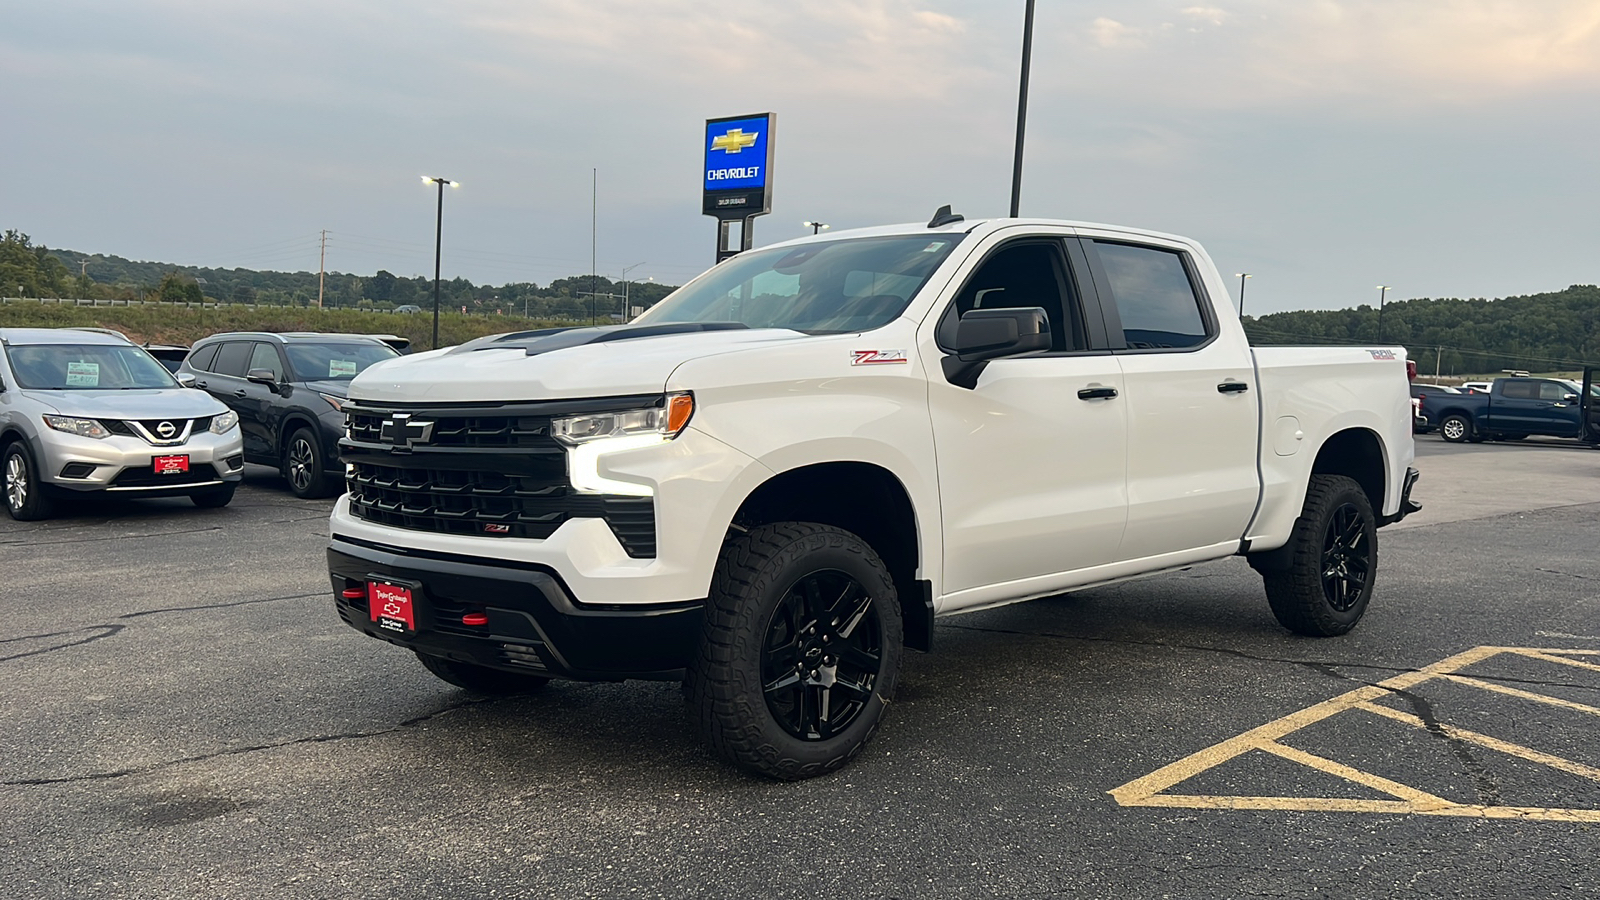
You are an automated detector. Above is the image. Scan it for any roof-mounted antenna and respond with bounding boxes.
[927,205,964,228]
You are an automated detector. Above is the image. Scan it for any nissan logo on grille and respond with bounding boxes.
[156,421,177,439]
[379,414,435,450]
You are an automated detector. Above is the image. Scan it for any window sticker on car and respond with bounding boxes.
[65,361,100,387]
[922,242,947,253]
[329,359,358,377]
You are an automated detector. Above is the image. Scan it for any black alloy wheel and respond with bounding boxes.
[761,569,884,742]
[1319,502,1370,612]
[688,522,903,780]
[1258,474,1377,637]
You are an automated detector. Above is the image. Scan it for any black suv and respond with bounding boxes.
[177,333,399,498]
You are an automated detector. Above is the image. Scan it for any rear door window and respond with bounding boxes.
[1500,381,1536,400]
[212,342,252,378]
[1091,241,1211,350]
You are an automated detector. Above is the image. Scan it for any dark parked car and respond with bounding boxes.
[177,332,400,497]
[142,343,191,373]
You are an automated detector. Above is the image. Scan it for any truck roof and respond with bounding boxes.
[756,215,1203,254]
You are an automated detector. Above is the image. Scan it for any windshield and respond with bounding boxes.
[638,235,963,333]
[285,342,399,381]
[7,344,177,390]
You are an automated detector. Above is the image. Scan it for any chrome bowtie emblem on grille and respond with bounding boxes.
[379,413,435,450]
[156,421,177,439]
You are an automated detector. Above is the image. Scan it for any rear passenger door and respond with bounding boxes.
[1077,235,1260,562]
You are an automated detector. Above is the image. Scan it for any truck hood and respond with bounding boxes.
[20,388,227,419]
[346,324,809,404]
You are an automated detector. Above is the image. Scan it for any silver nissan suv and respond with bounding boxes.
[0,328,245,520]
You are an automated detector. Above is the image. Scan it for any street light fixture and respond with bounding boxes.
[1376,285,1391,343]
[422,176,459,350]
[620,261,646,321]
[1234,273,1252,316]
[802,221,830,235]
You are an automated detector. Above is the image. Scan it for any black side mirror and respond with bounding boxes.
[942,307,1051,389]
[246,368,281,393]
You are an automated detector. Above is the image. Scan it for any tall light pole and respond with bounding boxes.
[802,221,830,235]
[1010,0,1037,218]
[1376,285,1390,343]
[422,176,458,350]
[1234,273,1252,316]
[620,261,646,321]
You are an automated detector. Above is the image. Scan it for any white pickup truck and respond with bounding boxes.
[327,209,1419,780]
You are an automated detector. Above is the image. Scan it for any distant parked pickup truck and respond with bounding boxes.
[1422,373,1600,445]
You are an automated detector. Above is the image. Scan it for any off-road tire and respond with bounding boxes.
[284,427,335,499]
[190,482,237,508]
[414,651,550,695]
[1439,414,1471,443]
[4,443,55,521]
[1260,474,1376,637]
[687,522,903,781]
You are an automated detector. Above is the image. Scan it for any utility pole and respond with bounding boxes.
[1009,0,1037,218]
[422,176,459,350]
[1235,273,1252,316]
[1376,285,1390,343]
[317,230,327,308]
[591,168,598,326]
[1436,346,1442,379]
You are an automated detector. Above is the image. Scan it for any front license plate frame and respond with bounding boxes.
[153,454,190,475]
[368,580,419,634]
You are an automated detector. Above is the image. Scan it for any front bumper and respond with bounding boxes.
[328,535,704,682]
[37,429,244,494]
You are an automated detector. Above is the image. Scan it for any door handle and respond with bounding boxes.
[233,389,248,398]
[195,380,207,390]
[1217,382,1250,394]
[1077,386,1118,400]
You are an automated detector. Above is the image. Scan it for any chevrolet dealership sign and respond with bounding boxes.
[702,113,774,216]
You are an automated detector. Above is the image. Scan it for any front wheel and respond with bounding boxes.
[191,482,237,508]
[284,427,335,499]
[415,652,550,695]
[4,444,55,521]
[1439,414,1471,443]
[1260,474,1377,637]
[688,522,903,781]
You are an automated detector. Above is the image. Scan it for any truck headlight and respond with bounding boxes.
[42,415,110,439]
[551,393,694,445]
[210,411,239,434]
[551,393,693,496]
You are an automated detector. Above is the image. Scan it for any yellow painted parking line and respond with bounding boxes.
[1110,646,1600,821]
[1441,673,1600,717]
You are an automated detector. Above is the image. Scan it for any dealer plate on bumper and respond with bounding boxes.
[153,454,189,474]
[369,581,418,634]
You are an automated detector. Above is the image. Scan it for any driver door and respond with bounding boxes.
[922,232,1128,609]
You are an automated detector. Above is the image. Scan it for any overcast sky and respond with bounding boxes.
[4,1,1598,314]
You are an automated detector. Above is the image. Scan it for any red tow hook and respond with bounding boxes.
[341,587,366,600]
[461,612,489,627]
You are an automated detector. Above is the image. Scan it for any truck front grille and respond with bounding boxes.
[341,399,659,558]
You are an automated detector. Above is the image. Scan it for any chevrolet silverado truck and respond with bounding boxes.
[1422,372,1600,445]
[326,210,1420,780]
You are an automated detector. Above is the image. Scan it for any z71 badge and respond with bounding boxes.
[851,350,908,366]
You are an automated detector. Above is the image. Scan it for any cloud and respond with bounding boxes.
[1089,17,1142,48]
[1181,6,1230,28]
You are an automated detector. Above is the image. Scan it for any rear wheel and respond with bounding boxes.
[414,652,549,695]
[1439,414,1471,443]
[1260,474,1377,637]
[688,522,903,781]
[284,427,334,499]
[4,444,55,521]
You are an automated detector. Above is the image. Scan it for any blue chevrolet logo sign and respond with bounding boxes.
[704,115,771,192]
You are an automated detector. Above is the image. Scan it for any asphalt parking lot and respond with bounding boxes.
[3,437,1598,899]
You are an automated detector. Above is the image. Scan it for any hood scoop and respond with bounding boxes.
[449,322,751,358]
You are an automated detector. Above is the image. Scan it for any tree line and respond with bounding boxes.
[1,230,677,321]
[1243,284,1600,375]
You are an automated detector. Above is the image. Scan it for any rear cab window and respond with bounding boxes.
[1088,241,1213,351]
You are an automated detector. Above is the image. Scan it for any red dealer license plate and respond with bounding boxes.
[153,455,189,474]
[368,582,416,634]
